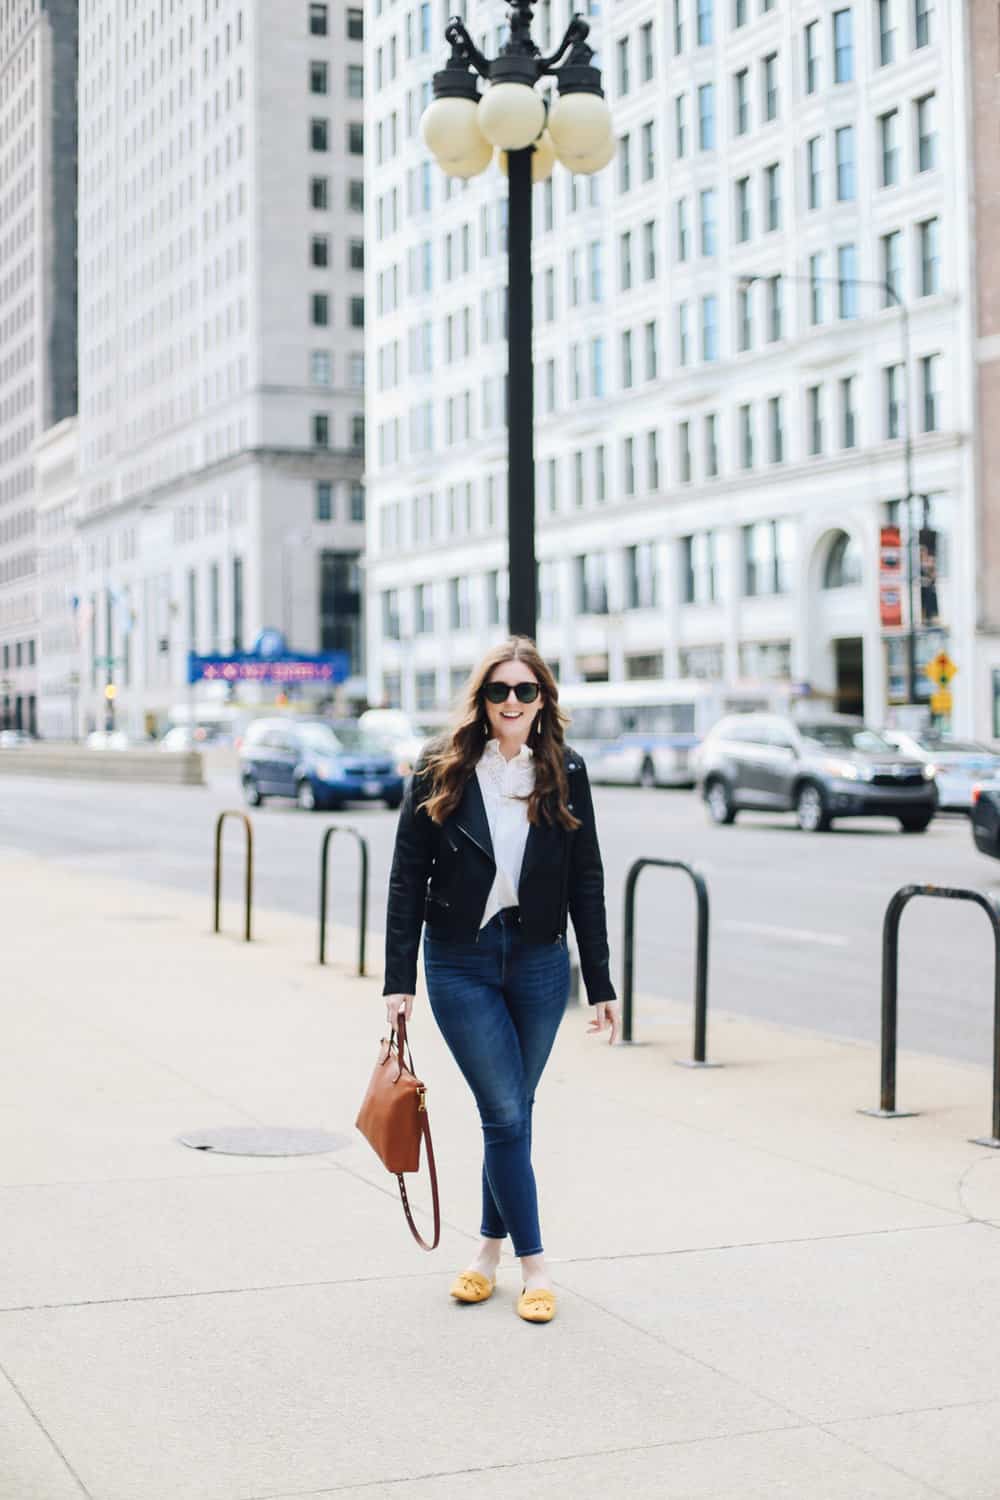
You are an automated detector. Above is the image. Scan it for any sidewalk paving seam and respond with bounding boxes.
[242,1422,816,1500]
[0,1358,92,1499]
[816,1420,954,1500]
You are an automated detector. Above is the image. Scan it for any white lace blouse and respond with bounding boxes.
[475,737,534,928]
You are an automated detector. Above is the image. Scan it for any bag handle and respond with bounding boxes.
[393,1010,441,1252]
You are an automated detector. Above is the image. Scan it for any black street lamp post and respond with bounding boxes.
[422,3,613,642]
[739,271,921,706]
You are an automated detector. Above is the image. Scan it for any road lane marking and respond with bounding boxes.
[720,920,851,948]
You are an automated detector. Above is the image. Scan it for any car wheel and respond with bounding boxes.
[638,758,656,790]
[900,813,934,833]
[706,778,737,825]
[384,794,403,810]
[242,777,262,807]
[296,779,318,812]
[796,782,831,833]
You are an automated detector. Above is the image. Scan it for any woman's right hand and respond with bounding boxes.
[385,994,414,1029]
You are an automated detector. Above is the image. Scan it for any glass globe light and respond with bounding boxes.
[547,91,613,163]
[477,82,546,151]
[563,128,616,176]
[440,135,494,178]
[421,95,488,169]
[498,130,556,183]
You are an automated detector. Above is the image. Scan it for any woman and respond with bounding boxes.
[383,637,620,1324]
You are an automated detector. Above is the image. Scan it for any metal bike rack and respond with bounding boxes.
[622,857,719,1066]
[318,824,369,975]
[212,810,253,942]
[860,883,1000,1148]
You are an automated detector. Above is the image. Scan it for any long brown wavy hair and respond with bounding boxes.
[422,637,580,831]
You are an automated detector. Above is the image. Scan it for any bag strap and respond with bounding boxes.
[393,1012,441,1252]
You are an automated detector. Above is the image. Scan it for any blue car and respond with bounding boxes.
[239,718,405,811]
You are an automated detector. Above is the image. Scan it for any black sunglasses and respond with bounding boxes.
[483,681,541,705]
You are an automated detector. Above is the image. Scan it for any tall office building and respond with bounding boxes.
[365,1,980,731]
[0,0,77,735]
[76,0,367,737]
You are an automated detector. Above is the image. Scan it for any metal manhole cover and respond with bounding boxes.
[176,1127,351,1157]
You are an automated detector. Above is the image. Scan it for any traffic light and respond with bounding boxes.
[104,683,117,702]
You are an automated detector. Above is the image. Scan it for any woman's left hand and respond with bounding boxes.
[586,1000,621,1045]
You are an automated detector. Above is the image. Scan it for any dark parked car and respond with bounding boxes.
[971,784,1000,859]
[239,718,405,811]
[695,713,938,833]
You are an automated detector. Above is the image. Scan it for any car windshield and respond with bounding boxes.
[801,723,893,753]
[914,737,993,756]
[298,723,343,753]
[329,725,393,753]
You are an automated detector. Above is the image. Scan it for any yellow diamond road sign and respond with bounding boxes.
[924,651,957,686]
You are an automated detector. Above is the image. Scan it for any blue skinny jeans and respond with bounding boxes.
[422,908,569,1258]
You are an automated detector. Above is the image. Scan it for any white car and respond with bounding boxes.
[883,730,1000,811]
[357,709,430,774]
[85,730,131,751]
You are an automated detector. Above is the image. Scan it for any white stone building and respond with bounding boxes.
[365,0,979,732]
[75,0,367,737]
[35,415,79,739]
[0,0,77,736]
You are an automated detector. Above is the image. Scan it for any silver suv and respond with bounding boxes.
[696,714,938,833]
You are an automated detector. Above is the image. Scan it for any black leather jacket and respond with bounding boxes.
[383,747,616,1006]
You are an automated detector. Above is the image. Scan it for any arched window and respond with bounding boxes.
[822,530,863,589]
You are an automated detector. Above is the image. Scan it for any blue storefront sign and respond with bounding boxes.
[187,629,349,687]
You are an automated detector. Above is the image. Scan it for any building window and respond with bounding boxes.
[765,162,781,231]
[414,583,434,634]
[645,320,659,380]
[880,110,900,187]
[309,3,328,36]
[699,188,717,255]
[835,125,855,200]
[349,238,365,270]
[823,531,864,589]
[350,296,365,328]
[647,429,661,490]
[348,179,364,211]
[701,294,719,361]
[916,94,937,172]
[735,176,751,242]
[449,576,473,629]
[674,95,687,157]
[310,60,328,94]
[316,481,333,522]
[623,436,636,495]
[351,414,365,450]
[705,413,719,477]
[618,132,632,192]
[311,235,329,268]
[677,302,690,366]
[807,385,823,455]
[739,404,754,469]
[676,198,690,262]
[626,543,658,610]
[837,243,858,318]
[589,240,604,301]
[809,251,825,324]
[382,590,400,640]
[485,571,507,628]
[641,21,655,81]
[350,482,365,522]
[310,117,329,152]
[347,122,364,155]
[832,7,853,82]
[697,83,715,149]
[768,396,784,464]
[738,285,753,352]
[591,336,606,397]
[641,119,656,180]
[919,217,941,296]
[733,0,748,23]
[804,20,819,93]
[311,176,329,209]
[312,413,330,447]
[621,329,634,388]
[643,220,657,280]
[595,444,607,502]
[673,0,684,54]
[762,52,778,121]
[617,36,630,96]
[878,0,896,65]
[921,353,940,431]
[576,553,609,614]
[311,293,329,326]
[677,421,692,483]
[806,135,821,210]
[347,63,364,97]
[743,520,793,597]
[767,275,782,342]
[733,68,749,135]
[347,7,363,40]
[682,532,717,604]
[697,0,713,46]
[914,0,932,49]
[885,363,903,439]
[840,376,858,448]
[311,350,332,385]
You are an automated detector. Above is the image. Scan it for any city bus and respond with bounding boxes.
[558,679,790,788]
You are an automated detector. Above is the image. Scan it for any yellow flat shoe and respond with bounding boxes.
[517,1287,556,1323]
[449,1270,495,1303]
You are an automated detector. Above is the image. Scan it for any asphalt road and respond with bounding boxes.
[2,766,998,1066]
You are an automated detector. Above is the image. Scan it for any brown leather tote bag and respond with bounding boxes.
[355,1012,440,1251]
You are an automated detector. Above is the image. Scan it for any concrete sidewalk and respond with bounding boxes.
[1,850,998,1500]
